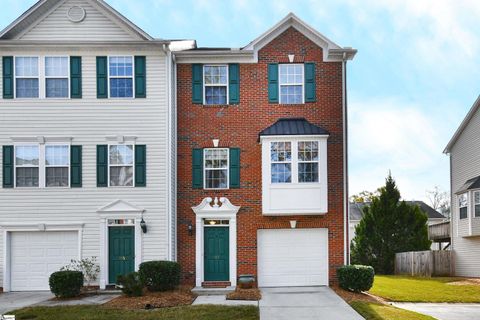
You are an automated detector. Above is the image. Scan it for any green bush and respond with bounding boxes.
[49,270,83,298]
[337,265,374,293]
[138,260,181,292]
[117,272,143,297]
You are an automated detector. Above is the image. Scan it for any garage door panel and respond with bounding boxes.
[258,229,328,287]
[10,231,79,291]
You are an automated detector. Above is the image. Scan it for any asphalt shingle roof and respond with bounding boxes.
[456,175,480,194]
[349,200,445,221]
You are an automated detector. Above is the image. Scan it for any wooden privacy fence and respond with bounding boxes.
[394,250,453,277]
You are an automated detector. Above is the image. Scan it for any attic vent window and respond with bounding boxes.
[67,6,86,23]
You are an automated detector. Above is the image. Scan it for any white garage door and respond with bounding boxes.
[257,228,328,287]
[10,231,79,291]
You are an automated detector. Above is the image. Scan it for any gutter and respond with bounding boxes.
[342,52,349,265]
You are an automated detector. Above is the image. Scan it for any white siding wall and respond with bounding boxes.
[450,107,480,277]
[19,0,141,41]
[0,47,171,286]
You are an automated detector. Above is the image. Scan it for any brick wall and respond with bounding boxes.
[177,27,345,285]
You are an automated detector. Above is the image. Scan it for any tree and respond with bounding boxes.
[351,174,431,274]
[350,190,380,203]
[426,186,450,218]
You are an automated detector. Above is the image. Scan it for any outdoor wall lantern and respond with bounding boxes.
[188,223,194,236]
[140,218,148,233]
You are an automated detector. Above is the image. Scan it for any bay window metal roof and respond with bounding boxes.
[259,118,329,139]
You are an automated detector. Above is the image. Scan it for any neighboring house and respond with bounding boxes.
[0,0,193,292]
[444,96,480,277]
[349,201,446,250]
[175,14,356,289]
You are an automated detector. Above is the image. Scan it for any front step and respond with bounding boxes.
[192,286,235,296]
[201,281,231,288]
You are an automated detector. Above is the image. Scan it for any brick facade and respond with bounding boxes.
[177,27,346,286]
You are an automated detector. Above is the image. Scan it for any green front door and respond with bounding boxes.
[204,227,229,281]
[109,226,135,284]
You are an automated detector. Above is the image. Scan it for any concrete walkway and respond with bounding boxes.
[260,286,364,320]
[0,291,53,314]
[393,302,480,320]
[193,295,258,306]
[0,292,119,315]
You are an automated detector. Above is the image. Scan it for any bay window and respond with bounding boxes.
[475,191,480,217]
[459,193,468,220]
[270,142,292,183]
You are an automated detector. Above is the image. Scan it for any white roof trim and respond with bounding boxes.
[192,197,240,215]
[0,0,154,41]
[243,12,356,62]
[444,95,480,153]
[97,199,145,214]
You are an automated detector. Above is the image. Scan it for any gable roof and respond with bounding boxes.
[349,201,445,221]
[243,12,356,62]
[0,0,154,41]
[444,95,480,154]
[259,118,329,139]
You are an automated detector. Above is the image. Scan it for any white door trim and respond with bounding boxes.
[1,223,84,292]
[192,197,240,287]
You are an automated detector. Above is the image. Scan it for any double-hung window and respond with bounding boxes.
[270,142,292,183]
[459,193,468,219]
[204,65,228,105]
[474,191,480,217]
[15,145,39,187]
[298,141,319,183]
[204,148,229,189]
[279,64,304,104]
[45,145,70,187]
[15,57,39,98]
[109,56,133,98]
[45,57,69,98]
[109,145,134,186]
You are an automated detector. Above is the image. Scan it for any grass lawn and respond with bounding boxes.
[10,305,259,320]
[370,275,480,302]
[350,301,435,320]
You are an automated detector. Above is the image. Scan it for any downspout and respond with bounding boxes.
[342,52,349,265]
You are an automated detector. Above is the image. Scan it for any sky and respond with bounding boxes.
[1,0,479,202]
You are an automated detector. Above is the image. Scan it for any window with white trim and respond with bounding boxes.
[270,142,292,183]
[459,193,468,220]
[45,145,70,187]
[298,141,319,183]
[45,56,69,98]
[474,191,480,217]
[109,145,134,186]
[204,148,229,189]
[15,145,39,187]
[109,56,133,98]
[15,57,39,98]
[279,64,304,104]
[204,65,228,105]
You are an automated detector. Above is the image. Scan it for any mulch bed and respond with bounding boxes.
[103,287,196,310]
[226,288,262,301]
[331,285,385,304]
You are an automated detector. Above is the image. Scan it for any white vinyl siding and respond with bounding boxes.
[19,0,143,41]
[0,49,171,287]
[450,102,480,277]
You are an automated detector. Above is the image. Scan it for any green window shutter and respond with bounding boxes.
[70,145,82,188]
[229,148,240,189]
[96,56,108,99]
[3,145,14,188]
[97,145,108,187]
[268,63,279,103]
[228,63,240,104]
[192,148,203,189]
[304,62,316,102]
[70,56,82,99]
[192,64,203,104]
[134,56,146,98]
[3,56,14,99]
[135,145,146,187]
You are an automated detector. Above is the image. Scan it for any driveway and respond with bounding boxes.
[393,302,480,320]
[260,286,364,320]
[0,291,53,314]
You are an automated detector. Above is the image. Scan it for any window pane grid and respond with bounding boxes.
[279,64,304,104]
[204,148,229,189]
[271,142,292,183]
[109,56,133,98]
[298,141,319,183]
[204,65,228,105]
